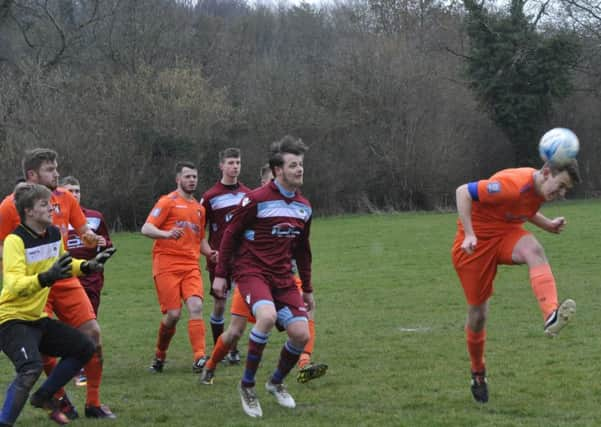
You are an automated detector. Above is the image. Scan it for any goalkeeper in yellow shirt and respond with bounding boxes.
[0,183,115,426]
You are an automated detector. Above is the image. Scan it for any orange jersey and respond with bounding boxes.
[457,168,545,239]
[0,187,87,246]
[145,191,206,275]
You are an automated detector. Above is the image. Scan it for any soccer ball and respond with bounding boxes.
[539,128,579,166]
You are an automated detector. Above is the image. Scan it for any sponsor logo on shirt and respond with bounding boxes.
[26,241,61,263]
[487,182,501,194]
[151,208,162,217]
[67,236,83,249]
[271,222,300,238]
[175,220,200,234]
[504,213,529,222]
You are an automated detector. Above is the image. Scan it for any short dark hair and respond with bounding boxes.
[14,183,52,221]
[22,148,58,179]
[548,159,582,184]
[175,161,196,175]
[219,148,241,162]
[60,176,80,186]
[268,136,308,175]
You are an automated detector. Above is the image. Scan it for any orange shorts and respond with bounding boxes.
[154,269,203,313]
[452,227,530,306]
[231,286,256,323]
[45,277,96,328]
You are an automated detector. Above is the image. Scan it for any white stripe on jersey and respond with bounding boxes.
[86,217,101,231]
[256,200,312,222]
[26,241,61,263]
[209,192,246,210]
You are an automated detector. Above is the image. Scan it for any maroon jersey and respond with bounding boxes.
[215,181,313,293]
[201,182,251,271]
[66,207,112,289]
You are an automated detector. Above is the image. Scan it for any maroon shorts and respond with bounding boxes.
[79,273,104,315]
[235,273,308,327]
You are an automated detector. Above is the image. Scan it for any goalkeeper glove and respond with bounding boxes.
[82,247,117,274]
[38,253,72,287]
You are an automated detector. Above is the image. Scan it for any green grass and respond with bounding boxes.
[2,200,601,426]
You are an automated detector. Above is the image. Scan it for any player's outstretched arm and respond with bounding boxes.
[529,212,566,234]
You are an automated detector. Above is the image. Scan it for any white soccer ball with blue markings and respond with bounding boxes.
[539,128,579,166]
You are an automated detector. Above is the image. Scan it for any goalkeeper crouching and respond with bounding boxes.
[0,183,116,426]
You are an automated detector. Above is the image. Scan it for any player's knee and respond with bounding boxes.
[527,243,547,263]
[468,312,487,330]
[288,322,310,345]
[228,325,245,341]
[186,299,204,317]
[79,320,101,345]
[256,311,277,328]
[76,335,97,364]
[17,364,43,390]
[165,310,182,325]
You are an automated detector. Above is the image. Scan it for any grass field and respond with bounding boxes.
[2,199,601,426]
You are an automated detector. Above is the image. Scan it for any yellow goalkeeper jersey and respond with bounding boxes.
[0,224,84,324]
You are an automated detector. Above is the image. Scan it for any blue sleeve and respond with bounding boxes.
[467,181,479,201]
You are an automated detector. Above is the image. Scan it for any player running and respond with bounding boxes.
[200,163,327,386]
[211,136,315,418]
[452,159,581,403]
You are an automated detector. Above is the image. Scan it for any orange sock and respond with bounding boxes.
[304,319,315,355]
[156,322,176,360]
[466,327,486,373]
[206,335,230,370]
[188,318,206,360]
[297,320,315,368]
[298,352,311,369]
[43,356,65,399]
[529,263,559,320]
[84,352,103,407]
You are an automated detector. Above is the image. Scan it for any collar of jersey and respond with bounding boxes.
[273,179,295,198]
